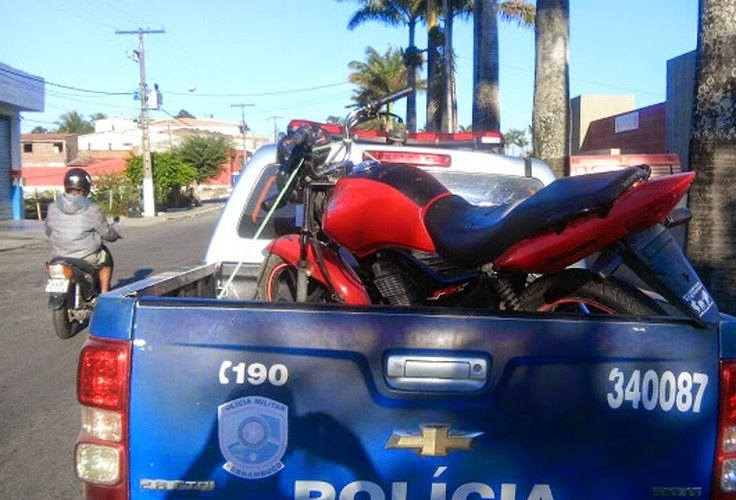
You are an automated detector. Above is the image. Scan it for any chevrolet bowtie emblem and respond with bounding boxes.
[385,424,482,456]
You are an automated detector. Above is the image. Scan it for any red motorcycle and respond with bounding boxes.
[255,88,719,324]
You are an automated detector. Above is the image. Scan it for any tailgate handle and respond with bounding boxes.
[385,354,488,392]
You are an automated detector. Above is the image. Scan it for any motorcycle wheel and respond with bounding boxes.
[517,269,664,316]
[256,254,333,302]
[52,305,84,339]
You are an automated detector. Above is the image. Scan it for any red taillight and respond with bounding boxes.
[364,150,452,167]
[76,337,130,499]
[713,361,736,499]
[78,339,130,411]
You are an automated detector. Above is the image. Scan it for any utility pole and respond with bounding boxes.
[268,115,283,143]
[230,103,254,165]
[116,27,165,218]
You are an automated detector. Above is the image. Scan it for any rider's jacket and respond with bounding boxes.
[45,193,120,260]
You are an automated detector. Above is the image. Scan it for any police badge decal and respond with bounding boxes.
[218,396,288,479]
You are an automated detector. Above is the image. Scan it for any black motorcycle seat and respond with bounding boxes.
[48,256,96,275]
[424,165,650,268]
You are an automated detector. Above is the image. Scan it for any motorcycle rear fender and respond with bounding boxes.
[266,235,371,305]
[48,292,67,310]
[622,224,721,325]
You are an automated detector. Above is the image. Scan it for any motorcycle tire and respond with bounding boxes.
[256,253,334,302]
[52,305,84,339]
[517,269,664,316]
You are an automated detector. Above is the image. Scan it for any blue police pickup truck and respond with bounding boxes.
[73,140,736,499]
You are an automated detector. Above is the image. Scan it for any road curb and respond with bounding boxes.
[0,200,225,252]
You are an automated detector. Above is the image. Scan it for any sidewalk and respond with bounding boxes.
[0,200,226,252]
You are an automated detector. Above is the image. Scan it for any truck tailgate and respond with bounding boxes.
[121,299,718,499]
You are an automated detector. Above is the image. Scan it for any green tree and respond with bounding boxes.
[349,46,413,105]
[532,0,570,178]
[176,109,196,119]
[341,0,533,133]
[90,171,138,217]
[472,0,535,132]
[174,133,234,184]
[55,111,95,134]
[30,126,48,134]
[349,46,417,132]
[342,0,426,132]
[686,0,736,313]
[126,152,198,207]
[503,127,529,156]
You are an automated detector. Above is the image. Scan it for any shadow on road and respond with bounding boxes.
[115,268,154,288]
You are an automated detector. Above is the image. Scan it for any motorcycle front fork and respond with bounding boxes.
[592,223,720,325]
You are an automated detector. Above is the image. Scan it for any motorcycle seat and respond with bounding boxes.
[424,165,650,268]
[48,256,96,275]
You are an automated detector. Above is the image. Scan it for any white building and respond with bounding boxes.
[78,117,270,157]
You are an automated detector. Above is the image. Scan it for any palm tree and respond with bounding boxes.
[503,127,529,156]
[686,0,736,313]
[531,0,569,178]
[349,46,413,101]
[55,111,95,134]
[342,0,533,133]
[472,0,535,133]
[342,0,426,132]
[426,0,472,133]
[349,46,421,129]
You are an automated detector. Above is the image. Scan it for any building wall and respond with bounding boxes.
[570,95,636,154]
[21,135,78,166]
[571,51,696,163]
[0,64,44,219]
[666,51,696,170]
[582,103,666,154]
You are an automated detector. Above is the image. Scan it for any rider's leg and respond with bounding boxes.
[99,265,113,293]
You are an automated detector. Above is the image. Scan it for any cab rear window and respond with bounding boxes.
[238,163,299,240]
[427,169,543,206]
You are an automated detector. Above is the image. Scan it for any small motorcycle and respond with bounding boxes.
[46,219,119,339]
[254,88,720,325]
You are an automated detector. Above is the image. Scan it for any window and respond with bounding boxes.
[53,142,64,154]
[23,143,32,153]
[238,162,297,240]
[426,169,543,207]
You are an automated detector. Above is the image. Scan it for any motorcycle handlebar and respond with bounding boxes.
[345,87,414,133]
[367,87,414,111]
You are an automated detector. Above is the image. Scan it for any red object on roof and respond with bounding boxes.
[286,119,505,150]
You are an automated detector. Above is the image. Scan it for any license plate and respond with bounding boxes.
[45,278,69,293]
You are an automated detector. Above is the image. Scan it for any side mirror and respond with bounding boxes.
[113,216,120,224]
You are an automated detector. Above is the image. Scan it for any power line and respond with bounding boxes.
[0,66,130,95]
[0,65,350,100]
[166,81,350,98]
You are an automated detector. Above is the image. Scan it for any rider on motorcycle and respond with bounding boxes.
[45,168,121,293]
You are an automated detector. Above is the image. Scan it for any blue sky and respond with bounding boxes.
[1,0,699,138]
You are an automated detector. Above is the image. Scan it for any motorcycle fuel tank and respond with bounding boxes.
[323,163,449,257]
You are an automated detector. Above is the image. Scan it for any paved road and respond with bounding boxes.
[0,202,224,499]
